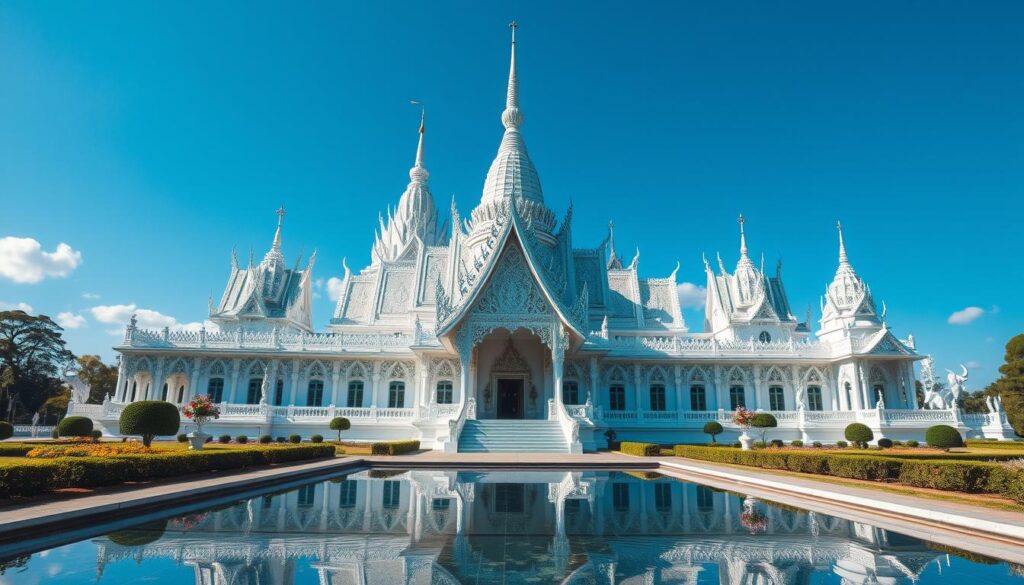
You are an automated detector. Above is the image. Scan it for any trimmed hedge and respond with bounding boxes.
[926,425,964,449]
[845,423,873,448]
[673,445,1024,503]
[288,434,301,444]
[0,422,13,441]
[0,444,336,498]
[0,444,35,457]
[877,438,893,449]
[57,416,93,438]
[620,441,661,456]
[370,440,420,455]
[966,439,1024,450]
[119,401,180,447]
[311,434,323,443]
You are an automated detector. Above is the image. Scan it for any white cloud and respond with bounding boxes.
[676,282,707,310]
[56,312,87,329]
[327,277,346,302]
[947,306,984,325]
[171,320,220,333]
[81,292,100,300]
[0,301,34,313]
[965,360,981,369]
[0,237,81,283]
[90,303,218,336]
[312,278,325,300]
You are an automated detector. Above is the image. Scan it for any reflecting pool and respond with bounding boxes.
[2,470,1022,584]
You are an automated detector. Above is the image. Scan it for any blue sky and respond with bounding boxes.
[0,1,1020,387]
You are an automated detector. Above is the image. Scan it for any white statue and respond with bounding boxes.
[946,364,969,405]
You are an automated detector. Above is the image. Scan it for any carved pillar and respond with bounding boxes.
[858,363,871,408]
[114,360,127,402]
[851,363,864,410]
[588,357,599,406]
[790,364,802,410]
[331,362,343,406]
[633,364,644,412]
[150,358,166,401]
[457,328,473,407]
[229,359,242,404]
[713,365,725,410]
[552,326,564,409]
[415,357,429,412]
[751,365,761,410]
[189,357,202,400]
[674,365,684,412]
[369,363,381,409]
[289,360,301,405]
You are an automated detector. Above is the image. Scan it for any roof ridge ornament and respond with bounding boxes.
[272,206,286,253]
[738,213,748,259]
[409,101,429,184]
[502,21,521,130]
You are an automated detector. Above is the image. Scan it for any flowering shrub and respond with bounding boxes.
[740,510,768,534]
[182,395,221,430]
[27,442,152,458]
[732,407,756,429]
[168,512,209,531]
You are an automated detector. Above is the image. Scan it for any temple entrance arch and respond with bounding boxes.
[474,327,551,420]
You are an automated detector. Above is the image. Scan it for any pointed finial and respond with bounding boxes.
[272,206,286,252]
[409,102,429,184]
[836,220,849,265]
[501,21,522,129]
[738,213,748,258]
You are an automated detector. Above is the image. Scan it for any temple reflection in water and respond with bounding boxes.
[94,471,943,584]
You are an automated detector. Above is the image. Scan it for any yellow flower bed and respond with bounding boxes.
[26,442,152,458]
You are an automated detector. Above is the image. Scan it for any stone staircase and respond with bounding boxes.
[457,419,569,453]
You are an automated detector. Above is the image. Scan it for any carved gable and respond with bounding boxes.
[471,245,551,318]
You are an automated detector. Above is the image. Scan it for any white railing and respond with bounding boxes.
[447,397,476,449]
[882,409,956,423]
[595,335,834,357]
[122,325,419,354]
[12,425,55,437]
[801,410,856,424]
[421,403,461,420]
[549,398,581,453]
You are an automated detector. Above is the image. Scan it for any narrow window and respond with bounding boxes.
[769,386,785,411]
[297,484,316,508]
[274,380,284,406]
[654,483,672,511]
[347,381,364,407]
[436,381,453,404]
[130,381,137,402]
[729,386,746,410]
[432,498,452,510]
[207,378,224,403]
[382,480,401,509]
[388,381,405,408]
[690,385,706,411]
[160,383,168,401]
[176,385,184,403]
[307,380,324,406]
[562,381,579,405]
[612,483,630,511]
[338,480,357,508]
[609,384,626,411]
[247,378,262,404]
[807,386,823,411]
[649,384,666,411]
[696,485,714,512]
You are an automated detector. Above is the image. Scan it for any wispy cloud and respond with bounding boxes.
[676,282,707,310]
[0,237,81,283]
[965,360,981,369]
[0,301,34,313]
[327,277,345,302]
[947,306,985,325]
[81,292,101,300]
[89,303,219,336]
[56,312,87,329]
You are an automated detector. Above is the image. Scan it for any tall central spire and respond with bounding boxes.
[738,213,749,259]
[480,21,544,205]
[271,207,286,254]
[837,220,849,265]
[410,106,428,184]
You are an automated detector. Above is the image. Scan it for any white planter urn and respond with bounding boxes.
[188,430,210,450]
[739,431,754,451]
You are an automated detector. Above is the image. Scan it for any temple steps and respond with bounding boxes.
[457,419,569,453]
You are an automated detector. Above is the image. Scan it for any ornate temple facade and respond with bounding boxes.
[72,27,1013,450]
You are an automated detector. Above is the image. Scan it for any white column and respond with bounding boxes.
[289,360,300,405]
[553,327,564,409]
[751,365,762,410]
[790,364,802,410]
[114,361,126,402]
[230,360,243,404]
[330,362,343,406]
[633,364,643,412]
[369,364,380,408]
[674,365,684,411]
[588,357,599,406]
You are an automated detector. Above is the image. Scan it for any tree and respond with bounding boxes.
[120,401,180,447]
[76,355,118,404]
[329,417,351,442]
[750,413,777,445]
[0,311,75,422]
[845,423,873,448]
[703,421,723,444]
[991,334,1024,436]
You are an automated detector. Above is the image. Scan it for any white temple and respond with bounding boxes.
[72,25,1014,450]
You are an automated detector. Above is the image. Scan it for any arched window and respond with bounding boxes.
[130,381,137,402]
[160,383,168,401]
[609,384,626,411]
[274,380,284,406]
[690,385,706,411]
[562,381,579,405]
[247,378,262,404]
[769,386,785,410]
[347,381,364,407]
[807,386,823,411]
[307,380,324,406]
[649,384,666,411]
[436,381,453,404]
[207,378,224,403]
[844,382,853,408]
[759,331,771,343]
[388,381,405,408]
[729,386,746,410]
[176,385,185,403]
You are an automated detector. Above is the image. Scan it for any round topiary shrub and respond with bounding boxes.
[260,435,272,444]
[176,433,188,442]
[90,429,103,440]
[288,434,301,444]
[844,423,874,448]
[892,440,904,447]
[812,441,823,448]
[236,435,248,444]
[750,413,778,444]
[836,440,848,448]
[119,401,180,447]
[877,438,893,449]
[51,428,59,439]
[329,417,351,442]
[57,416,94,438]
[906,439,919,447]
[0,421,12,441]
[769,439,784,448]
[276,436,286,443]
[925,425,964,449]
[791,440,804,447]
[703,421,724,443]
[310,434,323,443]
[218,434,231,443]
[106,520,167,546]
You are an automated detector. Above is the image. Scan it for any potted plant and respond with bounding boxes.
[732,407,756,450]
[181,394,220,450]
[740,496,768,534]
